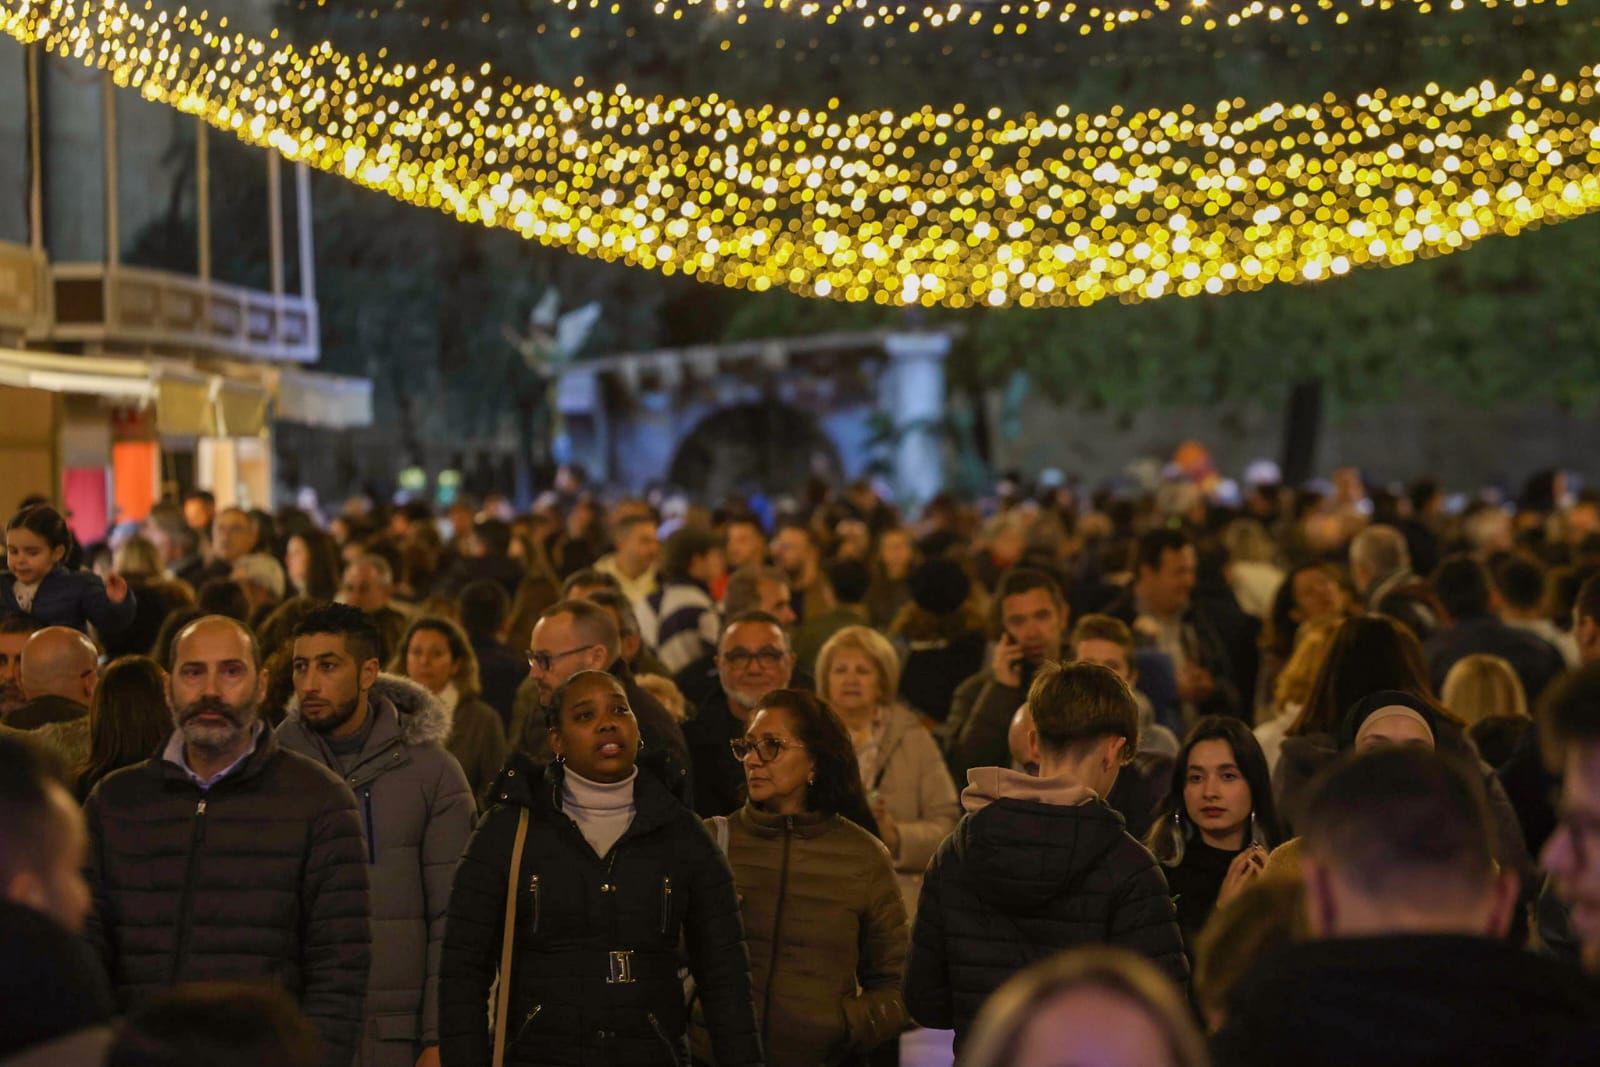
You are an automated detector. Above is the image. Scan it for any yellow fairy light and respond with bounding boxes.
[8,0,1600,309]
[300,0,1567,37]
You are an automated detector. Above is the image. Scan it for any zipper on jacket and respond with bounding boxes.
[528,874,541,933]
[170,797,208,981]
[511,1004,543,1045]
[646,1011,682,1067]
[760,816,793,1049]
[361,788,377,865]
[659,875,673,935]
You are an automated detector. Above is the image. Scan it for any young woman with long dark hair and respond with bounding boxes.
[1147,717,1282,950]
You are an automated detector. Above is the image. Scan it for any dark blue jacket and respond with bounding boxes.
[0,567,136,635]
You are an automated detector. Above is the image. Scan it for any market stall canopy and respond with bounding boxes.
[0,347,368,436]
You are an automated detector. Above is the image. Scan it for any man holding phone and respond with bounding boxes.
[946,568,1069,781]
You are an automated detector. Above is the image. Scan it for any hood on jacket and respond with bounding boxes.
[953,770,1128,913]
[283,673,453,748]
[961,767,1095,814]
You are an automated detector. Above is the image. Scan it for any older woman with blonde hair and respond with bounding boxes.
[817,624,960,912]
[390,615,508,801]
[961,946,1210,1067]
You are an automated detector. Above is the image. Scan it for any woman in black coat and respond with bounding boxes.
[439,670,763,1067]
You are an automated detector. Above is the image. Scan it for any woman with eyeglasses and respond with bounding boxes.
[694,689,910,1067]
[440,669,761,1067]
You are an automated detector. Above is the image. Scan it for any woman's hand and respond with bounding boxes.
[1217,844,1268,908]
[105,573,130,604]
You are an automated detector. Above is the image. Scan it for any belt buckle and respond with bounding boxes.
[607,949,635,985]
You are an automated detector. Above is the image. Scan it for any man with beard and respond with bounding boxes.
[0,613,44,722]
[82,616,370,1067]
[681,611,797,817]
[770,523,831,623]
[278,604,473,1067]
[945,568,1070,781]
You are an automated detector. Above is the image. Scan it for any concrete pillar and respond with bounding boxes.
[880,332,950,510]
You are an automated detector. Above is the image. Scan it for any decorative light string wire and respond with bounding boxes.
[299,0,1569,39]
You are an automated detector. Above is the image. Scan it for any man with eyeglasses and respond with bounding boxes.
[682,611,796,817]
[506,599,692,806]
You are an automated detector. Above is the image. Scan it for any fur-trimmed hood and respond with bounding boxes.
[283,672,453,748]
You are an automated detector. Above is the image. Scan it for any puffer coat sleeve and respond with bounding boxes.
[902,854,954,1031]
[844,856,911,1051]
[76,570,137,636]
[302,781,376,1066]
[83,789,115,979]
[682,820,764,1067]
[421,754,476,1046]
[1106,847,1189,989]
[439,805,518,1067]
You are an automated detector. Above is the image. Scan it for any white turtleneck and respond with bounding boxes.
[561,767,638,858]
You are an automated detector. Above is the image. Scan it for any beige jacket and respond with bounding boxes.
[867,704,962,915]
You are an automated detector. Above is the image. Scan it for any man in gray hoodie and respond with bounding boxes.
[278,604,474,1067]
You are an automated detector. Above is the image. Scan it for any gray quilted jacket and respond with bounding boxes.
[279,674,475,1066]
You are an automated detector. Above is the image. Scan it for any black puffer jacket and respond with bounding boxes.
[83,728,371,1067]
[903,768,1186,1048]
[439,754,763,1067]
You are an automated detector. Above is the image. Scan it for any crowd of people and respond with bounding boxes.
[5,458,1600,1067]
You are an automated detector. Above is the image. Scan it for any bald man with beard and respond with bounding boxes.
[83,616,371,1067]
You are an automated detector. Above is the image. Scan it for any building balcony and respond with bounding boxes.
[50,261,318,364]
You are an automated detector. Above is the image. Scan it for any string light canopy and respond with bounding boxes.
[7,0,1600,309]
[300,0,1569,39]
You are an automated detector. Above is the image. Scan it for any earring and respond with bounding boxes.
[1168,809,1188,866]
[807,773,816,785]
[554,753,566,766]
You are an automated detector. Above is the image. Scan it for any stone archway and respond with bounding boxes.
[668,402,842,502]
